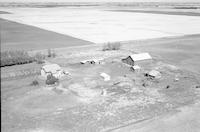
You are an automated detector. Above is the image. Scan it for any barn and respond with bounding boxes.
[122,53,152,66]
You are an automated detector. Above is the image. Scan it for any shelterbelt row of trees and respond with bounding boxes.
[1,49,56,67]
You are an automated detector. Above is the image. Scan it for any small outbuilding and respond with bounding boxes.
[41,64,69,79]
[100,73,110,81]
[122,53,152,66]
[130,65,141,72]
[145,70,161,79]
[80,58,103,65]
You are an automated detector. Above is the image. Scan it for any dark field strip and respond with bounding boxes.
[0,11,11,14]
[0,18,93,51]
[108,9,200,16]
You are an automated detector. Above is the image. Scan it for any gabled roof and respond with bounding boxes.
[148,70,161,78]
[130,53,152,61]
[131,65,141,70]
[42,64,61,73]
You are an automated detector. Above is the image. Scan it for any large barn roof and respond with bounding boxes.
[130,53,152,61]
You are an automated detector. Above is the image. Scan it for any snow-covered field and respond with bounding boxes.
[1,7,200,43]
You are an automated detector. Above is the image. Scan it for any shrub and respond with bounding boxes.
[47,49,56,58]
[1,50,34,67]
[51,51,56,58]
[34,52,46,64]
[30,80,39,86]
[47,49,51,57]
[102,42,121,51]
[46,74,59,85]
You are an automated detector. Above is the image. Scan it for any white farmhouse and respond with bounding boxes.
[41,64,69,79]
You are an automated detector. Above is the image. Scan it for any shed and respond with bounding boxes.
[130,65,141,72]
[80,58,103,65]
[146,70,161,79]
[100,73,110,81]
[122,53,152,66]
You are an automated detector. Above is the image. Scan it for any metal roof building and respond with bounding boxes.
[122,53,152,66]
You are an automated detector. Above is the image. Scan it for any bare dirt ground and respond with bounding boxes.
[1,7,200,43]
